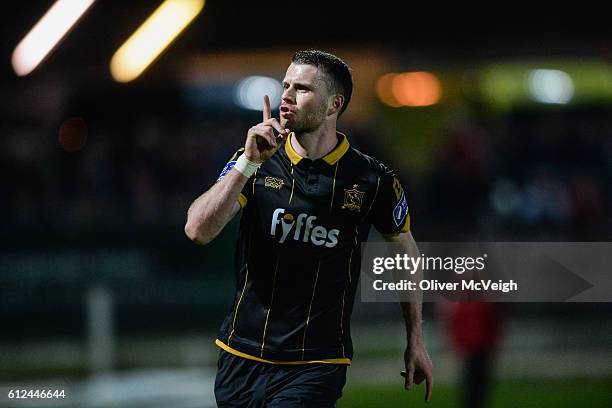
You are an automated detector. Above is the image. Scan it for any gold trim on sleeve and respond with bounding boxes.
[238,193,248,209]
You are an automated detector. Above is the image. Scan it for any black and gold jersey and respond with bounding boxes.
[215,132,410,365]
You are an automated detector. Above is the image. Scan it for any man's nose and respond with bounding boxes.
[282,90,295,104]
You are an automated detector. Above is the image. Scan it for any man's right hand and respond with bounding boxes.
[245,95,290,163]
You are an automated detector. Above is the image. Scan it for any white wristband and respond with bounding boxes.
[234,154,261,177]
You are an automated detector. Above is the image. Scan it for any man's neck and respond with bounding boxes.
[290,121,338,161]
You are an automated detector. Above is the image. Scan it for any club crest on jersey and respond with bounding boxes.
[341,184,365,212]
[271,208,339,248]
[264,177,284,189]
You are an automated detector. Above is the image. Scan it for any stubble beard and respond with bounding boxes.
[284,104,328,134]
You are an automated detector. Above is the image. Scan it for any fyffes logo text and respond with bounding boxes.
[271,208,339,248]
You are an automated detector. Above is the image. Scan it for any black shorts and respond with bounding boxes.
[214,349,348,407]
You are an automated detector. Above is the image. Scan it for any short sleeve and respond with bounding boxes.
[216,147,254,209]
[371,166,411,235]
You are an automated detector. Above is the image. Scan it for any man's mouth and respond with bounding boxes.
[280,105,295,118]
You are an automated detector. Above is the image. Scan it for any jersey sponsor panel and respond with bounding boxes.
[270,208,340,248]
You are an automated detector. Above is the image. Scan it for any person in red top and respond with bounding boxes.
[444,301,504,408]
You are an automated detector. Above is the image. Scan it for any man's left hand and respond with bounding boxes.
[401,340,433,402]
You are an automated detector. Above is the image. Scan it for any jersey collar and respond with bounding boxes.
[284,131,350,166]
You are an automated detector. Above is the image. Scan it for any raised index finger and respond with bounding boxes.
[263,95,271,121]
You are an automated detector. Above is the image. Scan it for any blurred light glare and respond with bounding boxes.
[235,76,283,111]
[110,0,205,83]
[392,71,441,107]
[376,71,442,107]
[527,69,574,104]
[376,73,403,107]
[11,0,96,76]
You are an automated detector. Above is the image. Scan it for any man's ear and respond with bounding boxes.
[328,95,345,116]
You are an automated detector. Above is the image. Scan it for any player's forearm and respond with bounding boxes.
[400,300,423,344]
[386,231,424,343]
[184,169,248,244]
[402,232,423,342]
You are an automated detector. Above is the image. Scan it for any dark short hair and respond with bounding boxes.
[291,50,353,116]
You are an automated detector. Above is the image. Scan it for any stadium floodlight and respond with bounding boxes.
[527,69,574,104]
[376,71,442,107]
[11,0,96,76]
[392,71,442,107]
[376,73,403,108]
[235,76,283,111]
[110,0,205,83]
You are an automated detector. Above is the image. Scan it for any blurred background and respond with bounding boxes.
[1,1,611,407]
